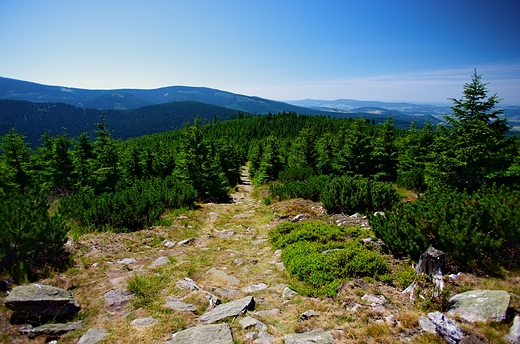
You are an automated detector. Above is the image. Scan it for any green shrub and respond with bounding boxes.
[321,175,400,214]
[0,188,69,282]
[370,185,520,273]
[60,176,196,232]
[270,221,390,297]
[278,166,314,182]
[269,175,333,202]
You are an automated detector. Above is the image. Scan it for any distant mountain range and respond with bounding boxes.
[1,76,518,147]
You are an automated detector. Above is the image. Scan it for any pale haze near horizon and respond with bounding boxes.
[1,1,519,105]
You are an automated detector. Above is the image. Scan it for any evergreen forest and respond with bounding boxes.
[1,72,520,283]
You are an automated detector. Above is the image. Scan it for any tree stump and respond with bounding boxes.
[403,246,446,299]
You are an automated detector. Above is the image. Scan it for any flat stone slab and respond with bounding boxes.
[149,256,170,268]
[242,283,268,293]
[104,288,134,313]
[20,321,83,338]
[165,299,196,312]
[239,316,267,331]
[447,290,511,323]
[166,323,234,344]
[176,278,202,291]
[77,328,109,344]
[5,285,80,316]
[131,317,157,327]
[284,330,334,344]
[206,267,239,285]
[199,296,255,324]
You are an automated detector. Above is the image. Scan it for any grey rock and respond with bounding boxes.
[20,321,82,338]
[504,315,520,344]
[104,287,134,313]
[116,258,137,264]
[166,323,234,344]
[298,310,320,322]
[206,292,221,307]
[199,296,255,324]
[448,290,511,323]
[213,230,235,239]
[273,249,282,257]
[419,316,437,334]
[427,311,464,344]
[165,299,196,312]
[5,285,80,316]
[361,294,386,307]
[206,267,239,285]
[78,328,109,344]
[210,287,238,300]
[256,308,281,316]
[131,317,157,327]
[176,278,202,291]
[239,316,267,331]
[254,332,275,344]
[282,287,298,298]
[242,283,268,293]
[163,240,177,248]
[149,256,170,268]
[252,239,268,245]
[284,330,334,344]
[291,214,308,222]
[178,237,195,245]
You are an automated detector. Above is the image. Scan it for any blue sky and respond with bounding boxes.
[1,0,519,104]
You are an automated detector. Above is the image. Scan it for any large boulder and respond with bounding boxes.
[199,296,254,324]
[447,290,511,323]
[5,285,80,316]
[166,323,234,344]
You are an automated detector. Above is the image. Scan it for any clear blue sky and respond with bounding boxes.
[1,0,519,104]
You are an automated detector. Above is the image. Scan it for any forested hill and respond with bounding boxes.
[0,99,239,147]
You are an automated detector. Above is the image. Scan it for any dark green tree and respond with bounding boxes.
[425,71,516,191]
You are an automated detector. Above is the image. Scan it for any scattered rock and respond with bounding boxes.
[130,317,157,327]
[213,230,235,239]
[199,296,255,324]
[504,315,520,344]
[273,249,282,257]
[447,290,511,323]
[163,240,177,248]
[104,288,134,313]
[78,328,109,344]
[361,294,386,307]
[419,316,437,334]
[210,287,238,300]
[116,258,137,265]
[254,332,275,344]
[178,237,195,245]
[242,283,268,293]
[206,292,221,307]
[149,256,170,268]
[20,321,83,338]
[298,310,320,322]
[5,285,81,316]
[255,308,281,316]
[166,323,234,344]
[284,329,334,344]
[206,267,239,285]
[239,316,267,331]
[282,287,298,298]
[176,278,202,291]
[427,311,464,344]
[291,214,308,222]
[165,298,196,312]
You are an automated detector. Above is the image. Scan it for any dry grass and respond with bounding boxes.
[1,176,519,343]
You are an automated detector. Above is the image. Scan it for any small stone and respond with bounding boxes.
[149,256,170,268]
[242,283,268,293]
[178,237,195,245]
[361,294,387,307]
[239,316,267,331]
[427,311,464,344]
[273,249,282,257]
[282,287,298,298]
[176,278,201,291]
[130,317,157,327]
[291,214,308,222]
[163,240,176,248]
[298,310,320,322]
[77,328,109,344]
[504,315,520,344]
[116,258,137,265]
[165,299,196,312]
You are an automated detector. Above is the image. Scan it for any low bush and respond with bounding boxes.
[278,166,314,182]
[369,185,520,273]
[0,188,69,282]
[321,175,400,214]
[269,175,333,202]
[60,176,197,232]
[269,221,390,297]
